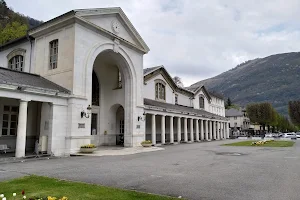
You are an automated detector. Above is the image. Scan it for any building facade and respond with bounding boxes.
[225,107,251,136]
[0,8,229,158]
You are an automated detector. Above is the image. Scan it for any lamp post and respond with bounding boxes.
[81,105,92,118]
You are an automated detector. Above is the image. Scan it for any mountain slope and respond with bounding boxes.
[0,0,42,45]
[190,52,300,115]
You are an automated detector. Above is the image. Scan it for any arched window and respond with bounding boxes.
[155,81,165,101]
[92,71,100,106]
[199,96,205,109]
[7,48,26,72]
[9,55,24,71]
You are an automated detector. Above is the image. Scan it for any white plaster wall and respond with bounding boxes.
[68,21,145,149]
[144,74,174,104]
[49,104,69,156]
[177,93,191,107]
[229,116,244,128]
[0,41,33,73]
[209,96,225,117]
[193,89,210,111]
[83,15,139,47]
[33,25,75,91]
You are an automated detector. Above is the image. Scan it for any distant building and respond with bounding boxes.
[225,108,251,136]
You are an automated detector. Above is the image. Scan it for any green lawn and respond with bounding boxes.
[223,140,295,147]
[0,176,179,200]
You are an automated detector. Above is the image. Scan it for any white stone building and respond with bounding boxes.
[0,8,229,158]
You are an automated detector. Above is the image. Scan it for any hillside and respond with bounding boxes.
[189,52,300,115]
[0,0,42,45]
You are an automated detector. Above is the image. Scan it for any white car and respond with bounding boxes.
[282,133,297,139]
[296,132,300,138]
[265,133,273,138]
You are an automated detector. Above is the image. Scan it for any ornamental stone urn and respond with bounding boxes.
[141,143,152,147]
[80,148,97,153]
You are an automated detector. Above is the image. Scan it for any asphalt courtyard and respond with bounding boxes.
[1,140,300,200]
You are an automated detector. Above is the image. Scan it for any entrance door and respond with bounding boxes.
[91,113,97,135]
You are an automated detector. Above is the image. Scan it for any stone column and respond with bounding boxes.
[227,122,230,139]
[195,119,199,141]
[222,122,225,139]
[220,122,223,140]
[190,118,194,142]
[212,121,217,140]
[216,121,220,140]
[205,120,208,141]
[184,118,188,142]
[200,119,204,140]
[209,120,212,141]
[161,115,165,144]
[177,117,181,143]
[15,100,28,158]
[151,114,156,145]
[170,116,174,144]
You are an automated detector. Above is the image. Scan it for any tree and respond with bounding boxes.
[225,98,232,109]
[0,21,27,45]
[173,76,184,88]
[246,102,277,132]
[288,101,300,126]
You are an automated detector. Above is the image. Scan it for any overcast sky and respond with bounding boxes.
[8,0,300,86]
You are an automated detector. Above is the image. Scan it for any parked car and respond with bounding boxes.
[296,132,300,138]
[282,133,297,139]
[265,133,273,138]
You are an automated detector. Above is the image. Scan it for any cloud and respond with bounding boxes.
[8,0,300,86]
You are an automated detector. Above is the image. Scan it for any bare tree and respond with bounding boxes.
[173,76,184,88]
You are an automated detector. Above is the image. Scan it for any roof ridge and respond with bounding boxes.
[0,66,40,77]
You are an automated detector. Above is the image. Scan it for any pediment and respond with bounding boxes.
[74,8,149,53]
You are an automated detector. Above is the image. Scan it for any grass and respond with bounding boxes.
[0,176,178,200]
[223,140,295,147]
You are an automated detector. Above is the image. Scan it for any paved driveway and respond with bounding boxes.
[1,140,300,200]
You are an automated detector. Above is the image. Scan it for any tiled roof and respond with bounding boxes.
[209,91,224,99]
[0,67,70,94]
[184,85,203,93]
[225,108,243,117]
[144,98,227,120]
[143,66,162,75]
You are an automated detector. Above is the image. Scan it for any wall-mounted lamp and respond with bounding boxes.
[81,105,92,118]
[138,112,146,121]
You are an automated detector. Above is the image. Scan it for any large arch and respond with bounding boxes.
[86,43,137,147]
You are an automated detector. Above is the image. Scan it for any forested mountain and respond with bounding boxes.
[190,52,300,116]
[0,0,42,45]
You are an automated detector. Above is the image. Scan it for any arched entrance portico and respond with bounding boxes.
[89,49,134,147]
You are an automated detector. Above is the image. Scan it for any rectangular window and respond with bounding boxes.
[175,94,178,104]
[49,39,59,69]
[2,105,18,136]
[234,116,237,120]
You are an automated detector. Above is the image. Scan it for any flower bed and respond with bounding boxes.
[251,140,274,146]
[0,191,67,200]
[80,144,96,148]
